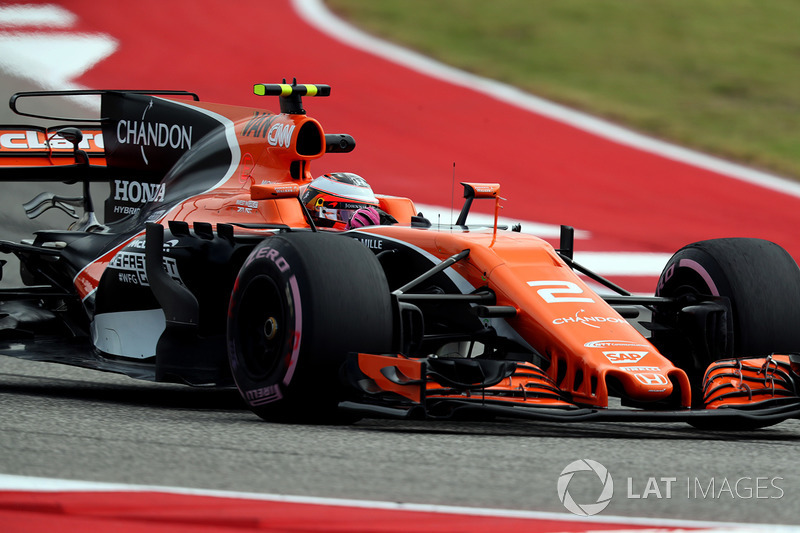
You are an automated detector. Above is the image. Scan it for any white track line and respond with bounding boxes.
[0,5,116,110]
[413,203,670,277]
[0,4,75,27]
[1,474,796,532]
[294,0,800,199]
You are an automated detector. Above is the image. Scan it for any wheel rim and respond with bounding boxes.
[237,275,290,380]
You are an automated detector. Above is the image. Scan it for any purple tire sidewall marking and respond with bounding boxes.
[678,258,720,296]
[283,274,302,386]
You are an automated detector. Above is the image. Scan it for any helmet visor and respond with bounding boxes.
[316,205,362,226]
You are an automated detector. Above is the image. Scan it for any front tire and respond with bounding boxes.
[653,238,800,392]
[227,231,394,422]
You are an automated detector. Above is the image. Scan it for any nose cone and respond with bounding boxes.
[608,367,674,402]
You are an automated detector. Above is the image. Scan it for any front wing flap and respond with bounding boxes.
[702,354,800,408]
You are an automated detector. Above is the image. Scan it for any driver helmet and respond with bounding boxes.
[301,172,379,229]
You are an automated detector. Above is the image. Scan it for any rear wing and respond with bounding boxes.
[1,88,198,159]
[0,89,199,179]
[1,89,202,224]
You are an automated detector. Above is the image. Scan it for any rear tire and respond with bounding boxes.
[227,231,394,422]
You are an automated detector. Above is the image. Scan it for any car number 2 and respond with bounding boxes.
[527,280,595,303]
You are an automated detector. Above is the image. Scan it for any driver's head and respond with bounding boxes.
[301,172,379,229]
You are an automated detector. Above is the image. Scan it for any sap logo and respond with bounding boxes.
[113,180,165,203]
[633,373,669,386]
[603,351,648,364]
[268,123,295,148]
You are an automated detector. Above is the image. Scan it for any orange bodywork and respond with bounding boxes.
[145,98,420,231]
[146,94,697,408]
[356,353,425,403]
[156,100,324,229]
[354,224,692,408]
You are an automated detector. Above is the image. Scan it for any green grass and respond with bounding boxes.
[326,0,800,179]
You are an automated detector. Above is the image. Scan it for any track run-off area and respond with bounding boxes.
[2,1,800,530]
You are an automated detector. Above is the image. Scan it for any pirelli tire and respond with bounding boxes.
[227,231,394,423]
[654,238,800,389]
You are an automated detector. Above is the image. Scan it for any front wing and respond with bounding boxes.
[340,353,800,428]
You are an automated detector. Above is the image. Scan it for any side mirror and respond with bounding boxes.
[55,127,89,166]
[56,127,83,147]
[455,182,500,225]
[461,182,500,199]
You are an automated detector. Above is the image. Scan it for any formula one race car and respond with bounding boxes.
[2,82,800,429]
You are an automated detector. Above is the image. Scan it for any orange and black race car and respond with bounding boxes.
[2,82,800,428]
